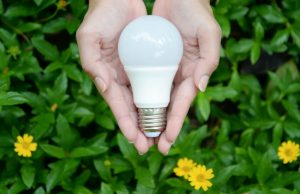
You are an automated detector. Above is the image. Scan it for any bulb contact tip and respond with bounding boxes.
[138,108,167,138]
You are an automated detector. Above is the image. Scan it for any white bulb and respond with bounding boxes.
[118,15,183,137]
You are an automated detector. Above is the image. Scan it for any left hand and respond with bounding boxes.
[152,0,222,154]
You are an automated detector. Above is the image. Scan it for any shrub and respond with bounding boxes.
[0,0,300,193]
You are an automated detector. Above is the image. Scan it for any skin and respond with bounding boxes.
[76,0,221,155]
[152,0,222,154]
[76,0,153,154]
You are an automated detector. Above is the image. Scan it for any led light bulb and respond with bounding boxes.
[118,15,183,138]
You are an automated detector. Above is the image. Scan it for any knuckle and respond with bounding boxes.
[76,26,93,41]
[82,64,94,74]
[209,59,220,71]
[208,22,222,38]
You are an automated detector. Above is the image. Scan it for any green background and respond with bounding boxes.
[0,0,300,193]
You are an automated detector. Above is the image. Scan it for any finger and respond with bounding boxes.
[194,22,222,92]
[76,25,112,92]
[164,77,197,143]
[94,80,138,143]
[120,86,138,124]
[157,132,173,155]
[134,131,151,155]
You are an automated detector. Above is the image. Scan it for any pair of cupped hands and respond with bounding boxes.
[76,0,221,155]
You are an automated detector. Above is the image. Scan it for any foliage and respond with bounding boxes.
[0,0,300,193]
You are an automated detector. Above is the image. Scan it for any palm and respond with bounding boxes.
[77,0,153,154]
[152,0,221,154]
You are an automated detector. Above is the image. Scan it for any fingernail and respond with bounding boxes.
[198,75,209,92]
[95,77,107,93]
[138,151,145,156]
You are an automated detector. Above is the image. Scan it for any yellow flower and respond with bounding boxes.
[188,165,214,191]
[14,134,38,157]
[278,140,300,164]
[174,158,196,179]
[104,160,111,167]
[51,103,58,112]
[7,46,21,59]
[56,0,68,10]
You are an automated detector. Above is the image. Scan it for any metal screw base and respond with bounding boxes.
[138,108,167,137]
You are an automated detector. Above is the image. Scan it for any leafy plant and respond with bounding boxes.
[0,0,300,193]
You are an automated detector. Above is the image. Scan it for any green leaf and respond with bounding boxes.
[256,5,286,23]
[165,178,191,190]
[94,159,111,182]
[197,93,210,121]
[256,151,275,184]
[0,28,18,46]
[64,65,83,82]
[251,41,261,64]
[0,92,28,106]
[0,0,3,14]
[56,114,76,150]
[0,49,8,69]
[254,21,264,40]
[46,161,65,192]
[8,181,26,194]
[206,86,238,102]
[291,23,300,47]
[34,0,44,6]
[228,6,249,20]
[31,36,59,61]
[271,29,290,46]
[231,39,253,54]
[272,123,283,148]
[216,14,231,37]
[42,18,67,34]
[20,165,35,188]
[101,183,114,194]
[70,146,108,158]
[135,167,155,188]
[4,4,37,17]
[147,151,163,175]
[40,144,65,159]
[70,0,87,17]
[73,186,93,194]
[96,115,115,130]
[117,134,137,164]
[34,187,46,194]
[17,23,42,33]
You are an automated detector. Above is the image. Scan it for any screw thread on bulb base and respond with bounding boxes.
[138,108,167,138]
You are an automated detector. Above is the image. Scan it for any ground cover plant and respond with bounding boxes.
[0,0,300,193]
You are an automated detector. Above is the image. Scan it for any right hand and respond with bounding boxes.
[76,0,153,154]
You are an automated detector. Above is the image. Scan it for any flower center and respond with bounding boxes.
[285,149,292,156]
[22,142,30,149]
[197,174,205,182]
[182,166,191,172]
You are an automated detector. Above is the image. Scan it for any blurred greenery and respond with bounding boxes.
[0,0,300,193]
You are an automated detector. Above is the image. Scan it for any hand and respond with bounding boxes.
[153,0,222,154]
[76,0,153,154]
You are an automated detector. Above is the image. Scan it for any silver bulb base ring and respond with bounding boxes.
[138,108,167,138]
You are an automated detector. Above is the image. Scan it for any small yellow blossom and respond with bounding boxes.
[14,134,38,157]
[278,140,300,164]
[104,160,111,167]
[51,103,58,112]
[56,0,68,10]
[188,165,214,191]
[174,158,196,179]
[7,46,21,59]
